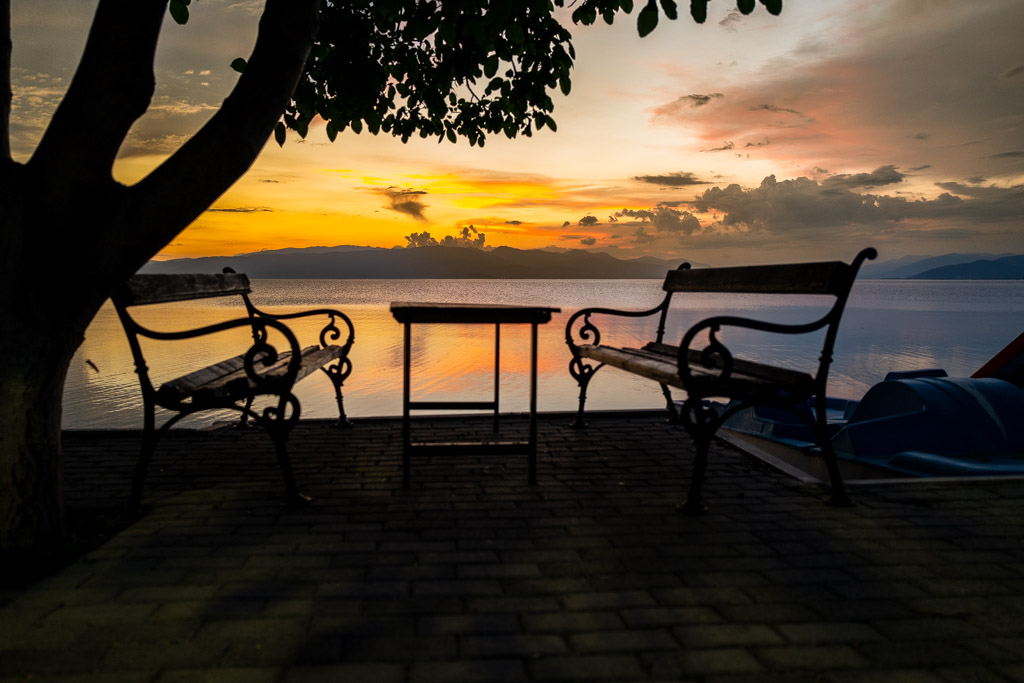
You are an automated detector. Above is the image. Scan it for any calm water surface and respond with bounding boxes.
[64,279,1024,429]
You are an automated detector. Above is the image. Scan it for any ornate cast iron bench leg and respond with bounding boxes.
[322,358,353,428]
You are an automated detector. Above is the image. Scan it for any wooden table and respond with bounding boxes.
[390,303,560,487]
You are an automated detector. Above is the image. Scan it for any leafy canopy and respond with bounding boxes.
[172,0,782,147]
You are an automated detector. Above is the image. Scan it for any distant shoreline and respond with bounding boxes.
[143,245,1024,280]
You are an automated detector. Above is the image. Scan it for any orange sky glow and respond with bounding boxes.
[10,0,1024,266]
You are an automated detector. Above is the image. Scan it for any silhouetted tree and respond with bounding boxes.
[0,0,782,553]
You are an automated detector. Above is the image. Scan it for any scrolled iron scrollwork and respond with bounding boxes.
[243,336,279,384]
[577,314,601,347]
[568,354,596,386]
[261,393,301,430]
[319,314,342,348]
[698,325,734,382]
[679,321,735,392]
[565,311,603,351]
[324,357,353,384]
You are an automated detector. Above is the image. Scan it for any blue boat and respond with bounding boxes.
[719,333,1024,478]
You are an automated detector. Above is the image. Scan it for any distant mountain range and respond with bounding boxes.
[141,245,693,279]
[908,254,1024,280]
[142,245,1024,280]
[858,252,1019,279]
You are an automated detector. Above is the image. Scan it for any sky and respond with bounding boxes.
[9,0,1024,266]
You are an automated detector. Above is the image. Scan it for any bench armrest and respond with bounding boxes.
[219,267,355,352]
[130,316,305,390]
[676,313,834,392]
[249,306,356,352]
[565,296,672,352]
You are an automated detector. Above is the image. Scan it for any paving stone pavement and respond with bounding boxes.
[2,411,1024,682]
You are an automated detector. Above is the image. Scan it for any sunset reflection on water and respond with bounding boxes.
[64,279,1024,430]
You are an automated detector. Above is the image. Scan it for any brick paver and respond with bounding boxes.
[1,411,1023,681]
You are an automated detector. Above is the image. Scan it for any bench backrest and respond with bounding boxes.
[652,249,876,375]
[662,259,857,295]
[113,272,251,307]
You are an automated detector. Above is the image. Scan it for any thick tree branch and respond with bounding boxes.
[123,0,320,267]
[29,0,166,178]
[1,0,10,160]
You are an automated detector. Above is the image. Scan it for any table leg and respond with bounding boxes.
[403,322,411,488]
[529,321,538,485]
[494,323,501,432]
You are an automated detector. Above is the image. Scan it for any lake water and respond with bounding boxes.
[63,279,1024,430]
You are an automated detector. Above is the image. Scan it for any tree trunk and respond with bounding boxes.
[0,0,321,554]
[0,159,103,554]
[0,327,78,551]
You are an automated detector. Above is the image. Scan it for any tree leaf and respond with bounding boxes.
[559,76,571,96]
[326,121,337,142]
[637,1,659,37]
[507,23,524,45]
[169,0,190,25]
[229,58,247,74]
[759,0,783,15]
[689,0,708,23]
[738,0,755,14]
[274,122,286,147]
[571,6,597,25]
[660,0,678,21]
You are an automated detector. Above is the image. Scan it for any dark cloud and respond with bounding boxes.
[703,141,735,153]
[404,231,437,248]
[745,138,770,148]
[677,93,724,108]
[749,104,803,116]
[561,221,571,228]
[614,206,702,236]
[688,173,1024,235]
[375,186,428,222]
[822,165,906,190]
[578,215,599,226]
[615,208,655,221]
[912,132,930,140]
[1001,65,1024,79]
[404,225,486,249]
[719,9,743,30]
[580,237,597,246]
[908,164,932,171]
[258,179,279,183]
[632,227,656,244]
[990,151,1024,158]
[651,207,702,235]
[504,220,523,225]
[632,171,709,187]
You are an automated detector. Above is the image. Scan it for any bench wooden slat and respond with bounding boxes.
[641,342,813,388]
[115,273,251,306]
[578,343,814,398]
[662,261,851,295]
[158,344,345,404]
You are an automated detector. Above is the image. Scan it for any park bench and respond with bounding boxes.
[112,269,355,511]
[565,248,876,512]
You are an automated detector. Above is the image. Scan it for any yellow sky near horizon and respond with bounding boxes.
[10,0,1024,266]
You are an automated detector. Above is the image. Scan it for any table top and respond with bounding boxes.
[390,302,561,324]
